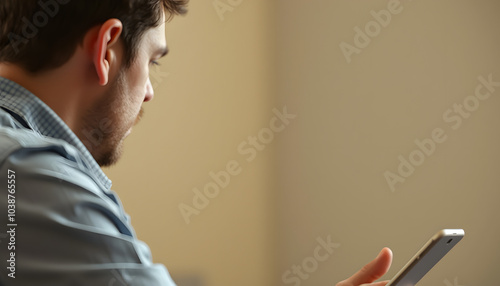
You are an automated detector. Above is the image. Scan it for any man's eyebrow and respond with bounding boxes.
[155,46,169,58]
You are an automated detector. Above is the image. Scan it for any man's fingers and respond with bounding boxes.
[338,247,393,286]
[360,281,390,286]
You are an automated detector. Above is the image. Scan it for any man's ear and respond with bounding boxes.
[92,19,123,86]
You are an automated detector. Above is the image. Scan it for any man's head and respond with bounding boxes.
[0,0,188,166]
[0,0,187,73]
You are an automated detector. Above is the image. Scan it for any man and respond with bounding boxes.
[0,1,392,285]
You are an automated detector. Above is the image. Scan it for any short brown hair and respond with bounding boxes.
[0,0,188,73]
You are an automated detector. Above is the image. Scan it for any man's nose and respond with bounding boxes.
[144,77,154,102]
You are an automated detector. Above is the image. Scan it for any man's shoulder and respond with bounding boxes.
[0,107,67,155]
[0,124,104,193]
[0,124,77,161]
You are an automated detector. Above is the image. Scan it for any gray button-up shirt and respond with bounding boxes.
[0,77,176,285]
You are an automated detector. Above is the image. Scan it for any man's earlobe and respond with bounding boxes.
[93,19,123,86]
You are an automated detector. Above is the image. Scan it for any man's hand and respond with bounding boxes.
[336,247,393,286]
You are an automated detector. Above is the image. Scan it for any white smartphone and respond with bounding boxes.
[386,229,465,286]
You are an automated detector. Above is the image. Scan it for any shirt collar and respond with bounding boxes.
[0,76,112,190]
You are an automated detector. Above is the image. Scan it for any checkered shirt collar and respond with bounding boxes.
[0,76,112,190]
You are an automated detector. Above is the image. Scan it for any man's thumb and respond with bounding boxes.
[341,247,393,286]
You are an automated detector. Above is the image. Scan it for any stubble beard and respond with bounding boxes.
[80,71,143,167]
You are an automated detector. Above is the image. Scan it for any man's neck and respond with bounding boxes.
[0,63,88,133]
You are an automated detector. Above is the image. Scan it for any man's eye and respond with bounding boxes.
[150,60,160,66]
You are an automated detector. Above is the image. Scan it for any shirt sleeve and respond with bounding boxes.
[0,142,176,286]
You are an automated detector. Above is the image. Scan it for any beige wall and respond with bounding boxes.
[106,0,500,285]
[276,0,500,285]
